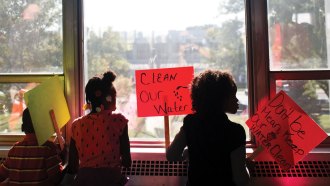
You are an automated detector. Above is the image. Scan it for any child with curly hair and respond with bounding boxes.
[166,70,250,186]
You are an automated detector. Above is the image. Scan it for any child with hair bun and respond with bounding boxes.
[68,70,131,186]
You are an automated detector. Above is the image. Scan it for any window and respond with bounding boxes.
[0,0,328,148]
[268,0,330,135]
[0,1,63,137]
[83,0,249,141]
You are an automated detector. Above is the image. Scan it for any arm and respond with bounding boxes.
[166,127,187,161]
[57,138,78,186]
[231,145,250,186]
[0,164,8,183]
[120,125,132,168]
[45,142,64,185]
[53,135,67,166]
[68,138,79,174]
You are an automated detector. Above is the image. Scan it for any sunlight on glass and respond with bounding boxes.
[84,0,248,140]
[0,1,63,73]
[0,83,39,133]
[276,80,330,135]
[268,0,330,70]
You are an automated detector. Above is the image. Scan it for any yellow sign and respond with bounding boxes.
[24,76,70,145]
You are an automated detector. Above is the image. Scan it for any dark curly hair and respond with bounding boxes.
[85,76,104,113]
[84,70,117,113]
[102,70,117,99]
[190,70,236,115]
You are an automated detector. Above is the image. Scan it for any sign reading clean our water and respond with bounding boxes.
[135,66,194,117]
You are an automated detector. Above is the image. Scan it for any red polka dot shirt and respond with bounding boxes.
[71,111,129,168]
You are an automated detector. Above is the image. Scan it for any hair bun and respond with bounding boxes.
[102,71,116,83]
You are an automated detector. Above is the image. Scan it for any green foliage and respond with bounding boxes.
[303,80,318,99]
[86,28,131,79]
[317,80,329,98]
[114,75,133,99]
[268,0,329,121]
[206,19,246,88]
[318,114,330,133]
[218,0,244,14]
[0,0,62,73]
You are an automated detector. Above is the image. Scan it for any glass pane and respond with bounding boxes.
[276,80,330,134]
[0,1,63,73]
[84,0,248,140]
[268,0,330,70]
[0,83,38,133]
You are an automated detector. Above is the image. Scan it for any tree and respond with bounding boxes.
[269,0,329,112]
[86,28,131,79]
[0,0,62,73]
[0,1,62,132]
[206,0,246,88]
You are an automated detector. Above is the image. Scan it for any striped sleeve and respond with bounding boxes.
[0,163,9,182]
[43,142,63,179]
[4,145,49,183]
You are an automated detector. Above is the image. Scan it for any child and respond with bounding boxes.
[0,108,64,186]
[166,70,250,186]
[68,70,131,186]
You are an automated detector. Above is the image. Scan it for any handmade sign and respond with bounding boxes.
[24,76,70,146]
[246,90,327,171]
[135,66,194,117]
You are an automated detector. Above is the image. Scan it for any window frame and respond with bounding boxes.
[247,0,330,147]
[269,70,330,146]
[0,0,82,146]
[0,75,64,145]
[0,0,329,148]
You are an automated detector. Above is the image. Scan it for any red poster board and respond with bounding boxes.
[135,66,194,117]
[246,90,327,171]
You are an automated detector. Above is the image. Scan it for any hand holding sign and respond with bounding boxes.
[24,76,70,147]
[135,67,194,148]
[246,91,327,171]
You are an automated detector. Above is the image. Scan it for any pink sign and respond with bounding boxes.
[135,66,194,117]
[246,90,328,171]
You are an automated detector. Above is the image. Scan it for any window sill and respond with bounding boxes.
[1,138,330,161]
[1,146,330,161]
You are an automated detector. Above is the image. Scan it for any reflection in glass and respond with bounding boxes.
[0,83,38,133]
[276,80,330,134]
[84,0,248,139]
[268,0,329,70]
[0,1,63,73]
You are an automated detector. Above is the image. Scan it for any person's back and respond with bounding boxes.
[166,70,250,186]
[68,70,131,186]
[0,108,63,186]
[71,111,129,169]
[183,113,246,186]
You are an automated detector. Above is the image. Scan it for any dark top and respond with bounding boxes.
[183,113,246,186]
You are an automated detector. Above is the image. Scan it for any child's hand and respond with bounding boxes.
[53,136,67,163]
[182,148,189,161]
[246,157,256,172]
[53,135,65,150]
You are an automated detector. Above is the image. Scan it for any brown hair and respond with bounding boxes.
[102,70,117,99]
[85,76,104,113]
[190,70,236,115]
[84,70,117,113]
[21,108,35,134]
